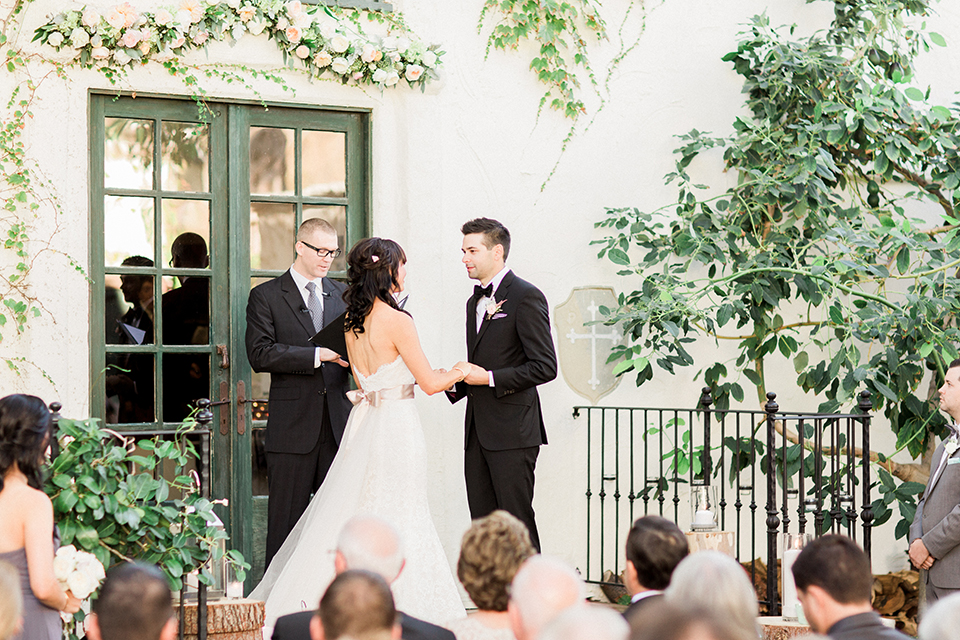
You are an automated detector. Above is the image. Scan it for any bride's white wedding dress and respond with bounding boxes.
[250,356,466,629]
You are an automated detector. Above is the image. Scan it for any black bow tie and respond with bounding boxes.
[473,284,493,299]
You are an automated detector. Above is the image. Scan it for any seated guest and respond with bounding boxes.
[310,570,401,640]
[86,563,176,640]
[628,601,756,640]
[918,592,960,640]
[273,515,454,640]
[448,511,536,640]
[0,560,23,640]
[622,515,689,619]
[792,534,908,640]
[539,605,628,640]
[508,556,585,640]
[664,551,760,639]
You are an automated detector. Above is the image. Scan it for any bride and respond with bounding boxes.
[250,237,470,629]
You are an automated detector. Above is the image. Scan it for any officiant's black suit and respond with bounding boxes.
[246,270,351,567]
[448,270,557,550]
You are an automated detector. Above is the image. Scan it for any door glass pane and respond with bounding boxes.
[162,277,209,345]
[250,203,295,270]
[105,196,154,267]
[104,118,154,190]
[105,352,155,424]
[109,269,156,345]
[303,205,347,272]
[302,130,345,198]
[161,122,210,193]
[250,127,294,195]
[161,199,210,268]
[163,353,210,423]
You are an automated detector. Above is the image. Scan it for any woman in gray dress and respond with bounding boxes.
[0,395,80,640]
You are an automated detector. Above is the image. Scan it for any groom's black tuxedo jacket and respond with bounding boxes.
[271,610,455,640]
[449,270,557,450]
[245,270,351,453]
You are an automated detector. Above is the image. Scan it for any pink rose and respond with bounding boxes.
[91,46,111,60]
[192,30,209,45]
[285,25,302,43]
[238,6,256,22]
[117,3,138,28]
[180,0,204,24]
[155,9,173,26]
[295,44,310,59]
[81,9,100,28]
[121,29,142,48]
[170,34,186,49]
[314,51,332,67]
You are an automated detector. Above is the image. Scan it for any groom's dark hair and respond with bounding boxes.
[462,218,511,260]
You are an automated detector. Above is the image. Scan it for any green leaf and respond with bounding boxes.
[904,87,925,101]
[793,351,809,373]
[607,248,630,266]
[929,32,946,47]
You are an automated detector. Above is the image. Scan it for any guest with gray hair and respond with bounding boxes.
[917,591,960,640]
[508,555,585,640]
[539,605,628,640]
[664,552,760,639]
[273,515,454,640]
[628,601,758,640]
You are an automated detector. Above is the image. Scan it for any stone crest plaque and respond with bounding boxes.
[553,286,625,404]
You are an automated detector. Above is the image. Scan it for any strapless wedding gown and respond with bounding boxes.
[250,356,466,630]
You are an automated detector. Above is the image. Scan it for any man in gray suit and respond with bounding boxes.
[910,358,960,606]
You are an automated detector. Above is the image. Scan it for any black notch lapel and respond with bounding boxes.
[471,271,514,358]
[281,271,317,339]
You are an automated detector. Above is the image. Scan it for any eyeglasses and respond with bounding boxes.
[301,241,342,260]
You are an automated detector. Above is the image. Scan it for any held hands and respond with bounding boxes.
[63,590,82,614]
[461,362,489,386]
[318,347,349,368]
[909,538,935,570]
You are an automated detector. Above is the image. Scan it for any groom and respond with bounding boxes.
[448,218,557,551]
[246,218,352,568]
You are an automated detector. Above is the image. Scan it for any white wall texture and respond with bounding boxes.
[4,0,960,581]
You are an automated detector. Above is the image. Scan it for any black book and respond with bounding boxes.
[310,311,348,360]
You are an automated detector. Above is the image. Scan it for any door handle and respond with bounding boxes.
[216,344,229,369]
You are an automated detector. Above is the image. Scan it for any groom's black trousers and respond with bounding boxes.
[464,422,541,551]
[265,402,338,569]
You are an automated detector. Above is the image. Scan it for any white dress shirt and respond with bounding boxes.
[289,265,324,368]
[475,267,510,387]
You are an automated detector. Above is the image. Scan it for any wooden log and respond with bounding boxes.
[177,598,265,640]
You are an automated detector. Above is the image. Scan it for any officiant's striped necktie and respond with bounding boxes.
[305,281,324,333]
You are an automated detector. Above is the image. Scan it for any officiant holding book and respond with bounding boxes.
[245,218,351,568]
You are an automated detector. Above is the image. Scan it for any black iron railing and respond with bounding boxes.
[574,388,874,615]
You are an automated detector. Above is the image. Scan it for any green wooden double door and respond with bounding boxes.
[90,94,369,585]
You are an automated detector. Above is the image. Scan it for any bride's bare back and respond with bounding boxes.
[344,299,469,395]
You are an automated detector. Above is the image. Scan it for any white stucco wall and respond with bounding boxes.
[4,0,960,582]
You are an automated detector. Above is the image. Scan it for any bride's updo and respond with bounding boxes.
[344,237,409,334]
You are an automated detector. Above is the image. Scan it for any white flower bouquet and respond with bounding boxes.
[52,545,106,600]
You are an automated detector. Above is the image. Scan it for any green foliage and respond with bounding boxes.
[479,0,607,120]
[594,0,958,533]
[48,417,249,592]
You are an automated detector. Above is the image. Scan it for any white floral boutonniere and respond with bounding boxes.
[945,438,960,457]
[485,298,507,320]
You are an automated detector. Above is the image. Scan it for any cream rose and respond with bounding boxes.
[295,44,310,59]
[238,5,256,22]
[155,9,173,26]
[404,64,424,82]
[170,34,186,49]
[113,49,132,65]
[192,30,209,45]
[396,36,411,53]
[81,9,100,28]
[53,546,78,581]
[247,20,266,36]
[318,19,336,39]
[105,9,125,30]
[383,70,399,86]
[47,31,64,47]
[360,44,379,63]
[180,0,204,24]
[117,3,138,28]
[381,35,397,51]
[329,34,349,53]
[314,50,332,67]
[421,50,437,67]
[70,28,89,48]
[331,56,350,74]
[91,46,111,60]
[175,9,193,29]
[372,68,387,83]
[285,25,302,43]
[227,0,242,8]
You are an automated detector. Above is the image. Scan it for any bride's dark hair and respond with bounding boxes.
[344,237,409,334]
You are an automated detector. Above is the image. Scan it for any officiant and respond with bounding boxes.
[245,218,351,568]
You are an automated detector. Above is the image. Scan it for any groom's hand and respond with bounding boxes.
[318,347,349,368]
[463,363,489,385]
